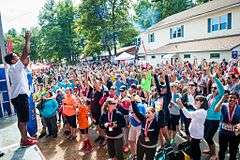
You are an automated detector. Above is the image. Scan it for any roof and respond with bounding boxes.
[150,35,240,54]
[100,45,136,57]
[149,0,240,31]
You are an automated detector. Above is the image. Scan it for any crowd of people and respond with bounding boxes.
[3,32,240,160]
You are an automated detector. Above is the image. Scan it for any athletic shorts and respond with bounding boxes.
[91,106,101,125]
[80,128,88,134]
[65,115,77,128]
[168,114,180,131]
[128,125,141,143]
[157,111,169,128]
[11,94,29,123]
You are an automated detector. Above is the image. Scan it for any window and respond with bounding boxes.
[212,17,219,31]
[136,37,141,46]
[177,28,182,37]
[210,53,220,59]
[170,26,184,39]
[184,54,191,59]
[148,33,155,43]
[151,55,156,59]
[208,13,232,32]
[220,15,227,30]
[173,29,177,38]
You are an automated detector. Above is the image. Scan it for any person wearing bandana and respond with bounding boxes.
[215,92,240,160]
[131,95,163,160]
[99,98,126,160]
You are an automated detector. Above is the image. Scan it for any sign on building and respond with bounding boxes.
[232,50,239,59]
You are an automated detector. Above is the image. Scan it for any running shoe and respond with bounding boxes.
[20,139,38,147]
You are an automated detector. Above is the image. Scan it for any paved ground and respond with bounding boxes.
[0,116,45,160]
[0,115,236,160]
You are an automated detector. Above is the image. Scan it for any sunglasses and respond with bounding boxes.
[195,99,202,102]
[212,87,217,90]
[110,102,116,105]
[229,96,237,99]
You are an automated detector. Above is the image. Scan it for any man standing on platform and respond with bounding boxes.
[4,31,38,147]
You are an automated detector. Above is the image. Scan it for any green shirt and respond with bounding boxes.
[141,71,152,92]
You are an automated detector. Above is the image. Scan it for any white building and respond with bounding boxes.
[138,0,240,65]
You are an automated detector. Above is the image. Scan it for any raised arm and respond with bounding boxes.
[20,31,31,66]
[165,75,172,106]
[165,75,171,95]
[214,76,225,99]
[214,95,226,112]
[153,74,161,96]
[132,101,145,122]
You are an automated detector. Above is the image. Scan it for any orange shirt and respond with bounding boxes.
[62,95,77,116]
[78,105,89,129]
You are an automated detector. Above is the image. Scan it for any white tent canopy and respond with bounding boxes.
[115,52,135,61]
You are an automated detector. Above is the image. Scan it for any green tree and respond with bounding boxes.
[6,28,24,55]
[155,0,188,19]
[135,0,190,29]
[7,28,17,37]
[134,0,160,30]
[30,27,41,61]
[196,0,211,4]
[38,0,77,62]
[38,0,60,61]
[76,0,138,57]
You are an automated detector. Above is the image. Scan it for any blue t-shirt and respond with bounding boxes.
[115,80,126,96]
[129,102,146,127]
[40,99,58,118]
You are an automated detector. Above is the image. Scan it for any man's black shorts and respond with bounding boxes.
[65,115,77,128]
[11,94,29,122]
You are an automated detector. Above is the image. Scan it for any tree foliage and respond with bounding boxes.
[4,0,203,62]
[134,0,160,30]
[38,0,77,62]
[196,0,211,4]
[76,0,138,56]
[135,0,191,29]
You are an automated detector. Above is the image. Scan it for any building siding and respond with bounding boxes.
[138,4,240,64]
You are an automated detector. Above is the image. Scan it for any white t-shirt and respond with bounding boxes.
[8,60,30,99]
[182,108,207,139]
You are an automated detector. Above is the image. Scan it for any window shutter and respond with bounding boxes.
[208,18,211,33]
[170,28,173,39]
[227,13,232,29]
[148,34,150,43]
[181,25,184,37]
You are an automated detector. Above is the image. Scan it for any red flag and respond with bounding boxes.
[6,39,13,54]
[142,40,147,55]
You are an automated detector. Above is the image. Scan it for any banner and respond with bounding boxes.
[0,65,12,118]
[27,70,38,136]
